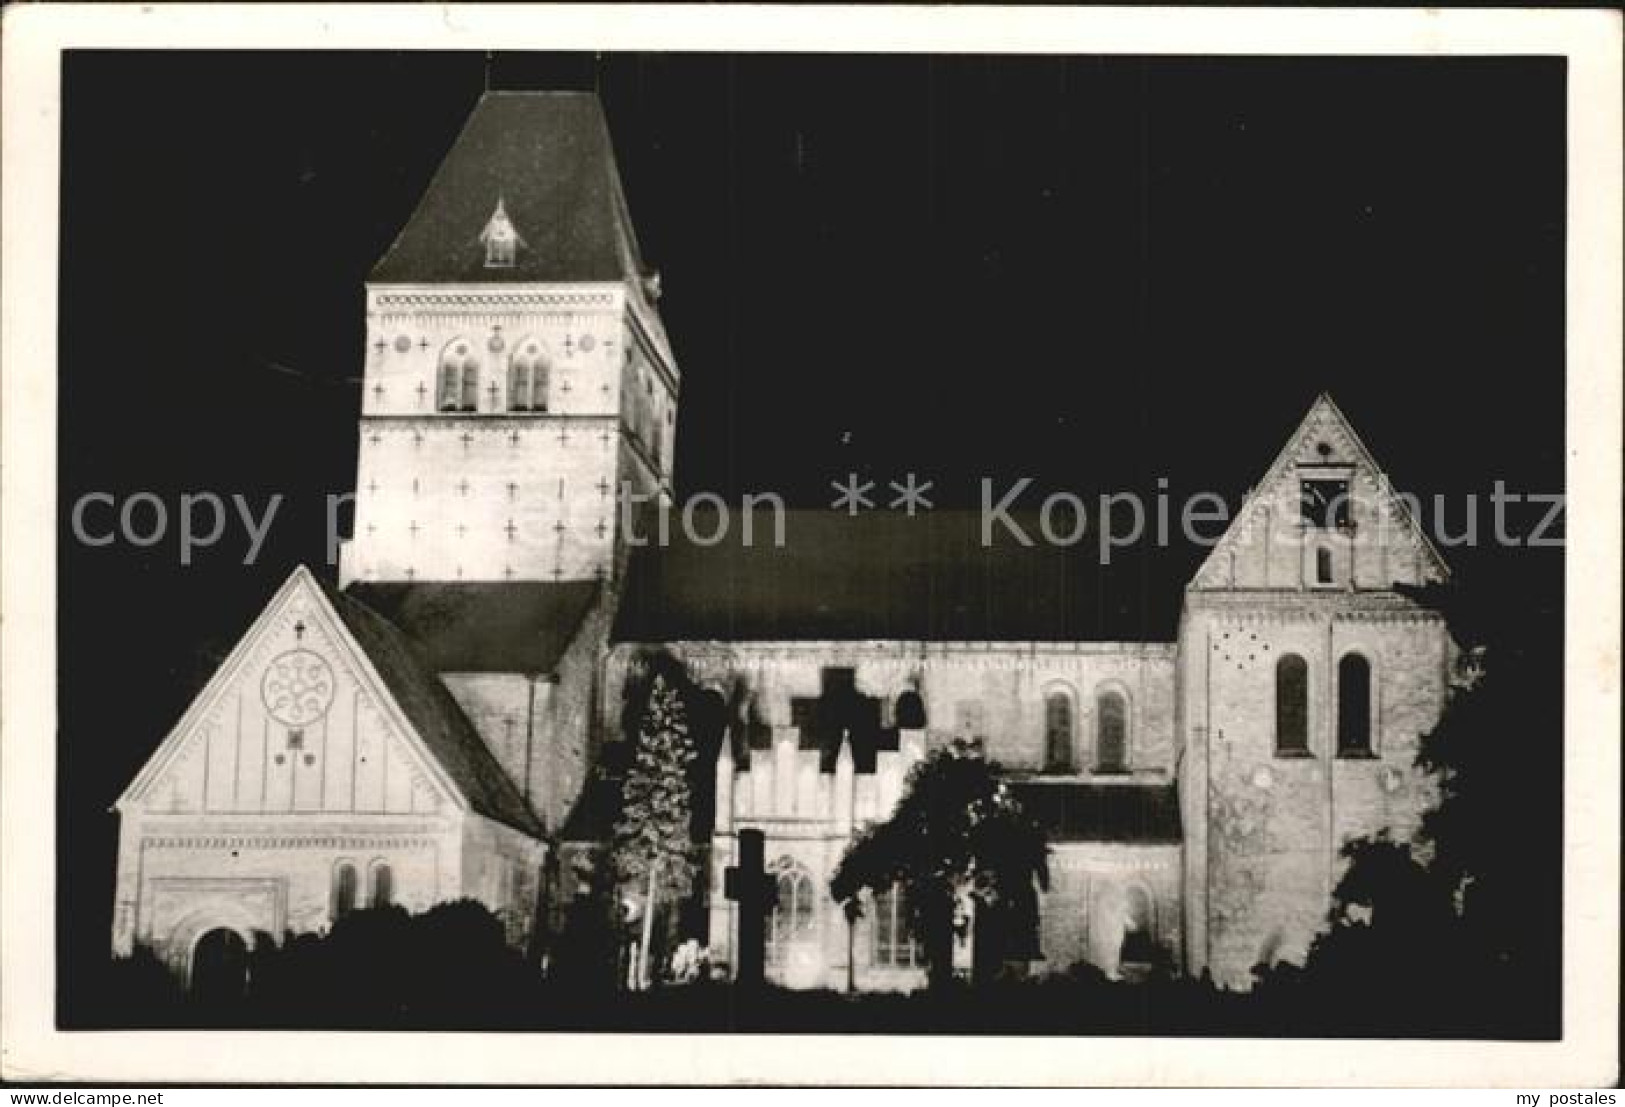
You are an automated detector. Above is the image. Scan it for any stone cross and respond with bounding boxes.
[723,828,776,990]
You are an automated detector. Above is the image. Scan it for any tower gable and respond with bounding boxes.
[1189,394,1448,593]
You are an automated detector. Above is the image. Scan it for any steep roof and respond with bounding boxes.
[321,580,546,837]
[1008,781,1182,844]
[343,581,599,674]
[612,510,1184,644]
[369,91,647,286]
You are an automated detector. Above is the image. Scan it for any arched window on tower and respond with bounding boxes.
[1337,654,1373,757]
[1275,653,1309,755]
[369,861,394,908]
[1094,689,1128,774]
[1043,691,1075,773]
[508,344,549,412]
[331,862,358,920]
[438,343,479,413]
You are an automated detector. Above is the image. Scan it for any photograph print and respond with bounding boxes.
[38,29,1590,1062]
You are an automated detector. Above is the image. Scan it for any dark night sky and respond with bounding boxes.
[57,51,1564,1019]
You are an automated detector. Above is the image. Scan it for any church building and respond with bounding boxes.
[112,91,1455,994]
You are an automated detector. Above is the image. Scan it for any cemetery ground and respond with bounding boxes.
[74,901,1547,1039]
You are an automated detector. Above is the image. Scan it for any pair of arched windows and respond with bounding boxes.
[437,345,479,412]
[508,345,551,412]
[1274,653,1373,756]
[1042,689,1129,775]
[437,341,553,413]
[331,860,394,919]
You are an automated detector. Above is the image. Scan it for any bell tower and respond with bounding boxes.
[1176,394,1454,987]
[338,92,678,586]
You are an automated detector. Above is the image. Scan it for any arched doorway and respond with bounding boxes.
[1117,886,1157,980]
[190,928,249,1004]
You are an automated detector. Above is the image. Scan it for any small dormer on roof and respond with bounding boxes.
[478,196,526,268]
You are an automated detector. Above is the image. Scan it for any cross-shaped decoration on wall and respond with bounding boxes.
[600,383,611,398]
[595,519,608,538]
[372,383,386,402]
[553,519,567,535]
[411,478,420,496]
[368,431,382,445]
[412,430,424,447]
[508,429,521,447]
[503,565,515,580]
[367,479,379,494]
[561,378,572,394]
[603,337,616,352]
[460,431,474,449]
[408,520,420,538]
[597,478,610,497]
[487,381,500,405]
[563,334,574,356]
[373,338,387,354]
[405,566,415,581]
[789,670,882,770]
[552,563,563,580]
[599,429,612,447]
[365,523,376,536]
[293,620,307,642]
[457,479,470,497]
[455,523,467,539]
[506,481,518,499]
[557,427,570,446]
[418,337,430,351]
[286,729,305,751]
[505,519,517,541]
[416,382,428,407]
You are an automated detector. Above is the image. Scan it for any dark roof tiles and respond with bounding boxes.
[370,92,646,287]
[613,510,1182,644]
[322,580,545,838]
[343,580,599,675]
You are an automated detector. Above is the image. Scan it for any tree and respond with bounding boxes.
[829,738,1049,991]
[610,674,698,990]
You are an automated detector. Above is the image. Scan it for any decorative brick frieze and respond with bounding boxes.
[372,290,618,311]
